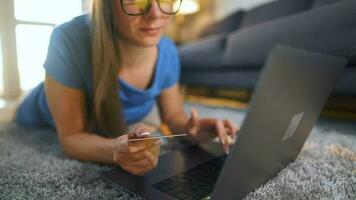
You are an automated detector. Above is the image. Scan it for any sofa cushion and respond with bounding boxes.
[180,70,260,89]
[240,0,313,28]
[334,68,356,95]
[223,0,356,68]
[200,11,244,38]
[179,34,226,69]
[312,0,348,8]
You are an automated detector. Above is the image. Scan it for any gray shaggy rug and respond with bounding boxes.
[0,103,355,200]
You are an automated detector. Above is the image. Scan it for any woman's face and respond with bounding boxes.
[116,0,172,47]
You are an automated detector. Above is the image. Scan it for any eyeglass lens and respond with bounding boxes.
[122,0,181,15]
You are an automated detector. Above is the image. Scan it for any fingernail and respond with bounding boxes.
[225,147,230,154]
[232,139,236,144]
[154,139,162,145]
[141,132,150,137]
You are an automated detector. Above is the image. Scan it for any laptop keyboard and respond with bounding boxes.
[152,156,226,200]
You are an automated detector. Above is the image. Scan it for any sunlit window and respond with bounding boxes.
[15,25,53,91]
[12,0,83,92]
[14,0,82,24]
[0,35,4,94]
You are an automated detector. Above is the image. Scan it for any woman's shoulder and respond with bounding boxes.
[156,37,180,89]
[52,14,90,40]
[159,37,178,50]
[158,37,179,60]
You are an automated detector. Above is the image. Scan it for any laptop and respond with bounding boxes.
[101,46,347,200]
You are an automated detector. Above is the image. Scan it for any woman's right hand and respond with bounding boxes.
[112,123,162,176]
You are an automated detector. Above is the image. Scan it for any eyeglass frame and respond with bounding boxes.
[120,0,183,16]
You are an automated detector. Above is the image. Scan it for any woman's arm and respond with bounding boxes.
[45,74,162,175]
[45,74,115,164]
[157,84,189,134]
[158,84,238,153]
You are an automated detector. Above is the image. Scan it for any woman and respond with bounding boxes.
[15,0,238,176]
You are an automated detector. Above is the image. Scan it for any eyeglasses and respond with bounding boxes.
[121,0,182,16]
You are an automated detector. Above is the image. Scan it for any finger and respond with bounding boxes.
[138,124,155,136]
[128,137,162,149]
[127,160,157,176]
[119,141,147,153]
[191,108,199,120]
[121,165,147,176]
[189,108,199,126]
[119,149,151,163]
[224,119,238,141]
[128,123,144,138]
[215,120,229,154]
[187,108,200,135]
[129,123,154,139]
[121,137,162,154]
[134,123,148,137]
[123,152,158,173]
[148,138,163,148]
[125,142,160,166]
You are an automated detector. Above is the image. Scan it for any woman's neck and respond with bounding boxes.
[118,40,157,70]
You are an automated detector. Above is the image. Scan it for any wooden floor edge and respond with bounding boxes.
[184,95,356,122]
[184,95,248,110]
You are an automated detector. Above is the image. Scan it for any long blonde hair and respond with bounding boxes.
[90,0,126,137]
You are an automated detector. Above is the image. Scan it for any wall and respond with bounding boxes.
[165,0,216,43]
[0,0,21,98]
[165,0,278,43]
[215,0,276,20]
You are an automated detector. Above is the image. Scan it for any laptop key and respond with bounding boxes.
[167,186,184,195]
[175,192,188,200]
[159,183,174,192]
[152,156,226,199]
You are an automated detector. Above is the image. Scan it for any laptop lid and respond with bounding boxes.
[212,45,347,200]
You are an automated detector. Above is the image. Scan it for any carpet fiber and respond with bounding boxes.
[0,103,355,200]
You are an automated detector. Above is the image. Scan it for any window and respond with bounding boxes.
[12,0,83,92]
[14,0,83,24]
[0,35,4,94]
[15,25,53,91]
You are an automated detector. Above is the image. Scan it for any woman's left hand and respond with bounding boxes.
[185,108,239,154]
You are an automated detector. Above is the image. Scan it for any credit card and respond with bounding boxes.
[127,133,187,142]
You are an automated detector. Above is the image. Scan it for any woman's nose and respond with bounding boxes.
[144,0,163,20]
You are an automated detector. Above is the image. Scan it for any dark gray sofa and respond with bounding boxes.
[179,0,356,96]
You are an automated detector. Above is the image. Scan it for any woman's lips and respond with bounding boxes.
[139,27,162,35]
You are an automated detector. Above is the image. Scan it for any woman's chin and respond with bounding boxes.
[134,36,162,47]
[133,29,164,46]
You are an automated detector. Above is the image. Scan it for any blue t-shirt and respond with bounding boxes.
[15,15,180,130]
